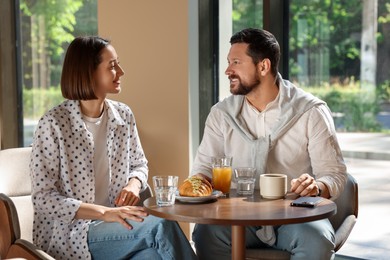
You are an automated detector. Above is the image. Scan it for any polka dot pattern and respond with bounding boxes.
[29,99,148,259]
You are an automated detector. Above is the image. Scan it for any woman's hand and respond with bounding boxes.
[115,178,142,206]
[102,205,148,230]
[76,202,148,229]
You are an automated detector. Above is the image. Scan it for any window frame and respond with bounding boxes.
[0,0,23,149]
[197,0,289,141]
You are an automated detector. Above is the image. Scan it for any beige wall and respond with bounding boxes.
[98,1,192,236]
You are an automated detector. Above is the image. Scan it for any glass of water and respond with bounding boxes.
[152,176,178,206]
[234,167,256,196]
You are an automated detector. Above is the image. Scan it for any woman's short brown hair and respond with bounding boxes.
[61,36,110,100]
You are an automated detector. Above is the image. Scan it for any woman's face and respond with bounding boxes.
[93,44,125,99]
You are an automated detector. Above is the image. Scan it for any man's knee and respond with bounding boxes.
[193,224,231,241]
[193,224,232,259]
[276,220,335,259]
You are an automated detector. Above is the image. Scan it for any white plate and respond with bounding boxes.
[175,190,223,203]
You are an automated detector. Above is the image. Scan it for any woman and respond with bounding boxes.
[30,36,196,260]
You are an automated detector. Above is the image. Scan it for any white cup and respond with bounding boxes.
[259,173,287,199]
[152,176,178,206]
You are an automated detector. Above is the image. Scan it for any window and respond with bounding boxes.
[289,0,390,132]
[218,0,263,101]
[214,0,390,133]
[19,0,97,146]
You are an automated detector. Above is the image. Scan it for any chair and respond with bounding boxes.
[245,173,359,260]
[0,193,55,259]
[0,147,34,242]
[139,183,153,204]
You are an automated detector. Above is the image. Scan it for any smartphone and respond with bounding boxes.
[290,196,324,208]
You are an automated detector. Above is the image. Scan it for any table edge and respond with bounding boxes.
[143,197,336,226]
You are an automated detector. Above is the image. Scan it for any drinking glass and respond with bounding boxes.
[234,167,256,196]
[211,157,233,194]
[152,175,178,206]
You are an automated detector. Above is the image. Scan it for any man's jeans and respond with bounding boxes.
[88,215,196,260]
[193,219,335,260]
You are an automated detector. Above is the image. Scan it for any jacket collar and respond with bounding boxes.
[65,99,126,133]
[215,73,325,142]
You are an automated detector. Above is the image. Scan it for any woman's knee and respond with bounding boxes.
[134,215,174,233]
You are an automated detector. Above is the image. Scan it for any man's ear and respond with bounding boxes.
[258,58,271,76]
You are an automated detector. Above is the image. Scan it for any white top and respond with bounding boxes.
[83,110,110,206]
[242,97,279,139]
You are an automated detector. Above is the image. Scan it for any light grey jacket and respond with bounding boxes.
[192,74,347,198]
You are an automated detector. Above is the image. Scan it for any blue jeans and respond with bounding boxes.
[192,219,335,260]
[88,215,197,260]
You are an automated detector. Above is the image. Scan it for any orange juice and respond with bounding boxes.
[212,167,232,194]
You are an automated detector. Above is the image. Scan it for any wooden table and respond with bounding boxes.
[143,192,336,260]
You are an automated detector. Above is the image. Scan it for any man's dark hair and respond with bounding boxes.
[230,28,280,76]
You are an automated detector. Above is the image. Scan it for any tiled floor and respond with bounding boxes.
[335,134,390,260]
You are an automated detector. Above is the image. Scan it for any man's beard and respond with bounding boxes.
[230,75,260,95]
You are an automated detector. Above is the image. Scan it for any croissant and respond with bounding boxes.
[179,176,213,197]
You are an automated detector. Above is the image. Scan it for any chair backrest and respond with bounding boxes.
[139,183,153,205]
[329,173,359,229]
[0,147,34,242]
[329,173,359,251]
[0,147,32,197]
[0,193,20,258]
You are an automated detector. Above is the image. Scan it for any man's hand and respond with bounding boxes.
[115,178,142,206]
[290,173,320,197]
[193,173,212,185]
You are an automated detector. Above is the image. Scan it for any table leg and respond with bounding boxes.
[231,225,245,260]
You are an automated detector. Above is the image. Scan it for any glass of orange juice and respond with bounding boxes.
[211,157,233,194]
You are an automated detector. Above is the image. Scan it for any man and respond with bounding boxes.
[191,28,347,260]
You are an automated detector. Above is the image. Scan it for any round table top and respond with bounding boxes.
[143,192,336,226]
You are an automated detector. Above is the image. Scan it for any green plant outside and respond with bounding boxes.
[23,87,64,120]
[23,84,385,132]
[303,84,383,132]
[377,80,390,102]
